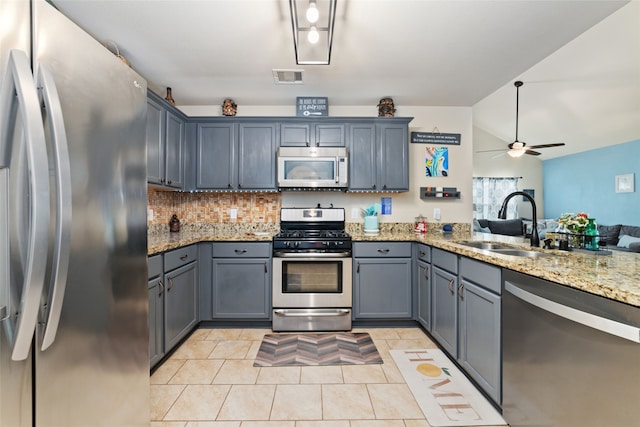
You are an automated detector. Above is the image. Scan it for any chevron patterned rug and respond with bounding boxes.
[253,332,383,367]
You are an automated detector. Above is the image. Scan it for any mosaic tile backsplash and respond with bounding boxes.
[148,189,281,226]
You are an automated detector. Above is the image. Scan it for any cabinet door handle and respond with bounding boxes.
[383,184,387,190]
[167,277,174,291]
[227,183,232,188]
[458,282,464,300]
[423,266,429,279]
[160,178,165,184]
[377,248,390,254]
[234,249,247,254]
[179,254,188,261]
[447,278,455,295]
[357,261,360,273]
[167,180,172,185]
[264,261,268,273]
[371,184,376,189]
[419,251,426,257]
[158,281,165,297]
[238,183,243,188]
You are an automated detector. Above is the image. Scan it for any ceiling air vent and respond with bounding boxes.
[273,69,304,84]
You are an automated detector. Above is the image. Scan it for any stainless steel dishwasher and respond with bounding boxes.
[502,269,640,427]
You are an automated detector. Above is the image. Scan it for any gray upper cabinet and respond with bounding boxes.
[377,122,409,191]
[347,119,411,192]
[238,123,277,189]
[280,121,346,147]
[195,121,277,191]
[196,122,235,190]
[146,90,186,189]
[347,123,376,190]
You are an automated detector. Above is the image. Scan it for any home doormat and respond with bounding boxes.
[253,332,383,367]
[391,349,507,427]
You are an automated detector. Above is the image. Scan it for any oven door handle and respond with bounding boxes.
[274,309,351,317]
[273,251,352,258]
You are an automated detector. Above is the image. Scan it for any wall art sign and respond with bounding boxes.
[411,131,461,145]
[425,146,448,177]
[296,97,328,117]
[615,173,635,193]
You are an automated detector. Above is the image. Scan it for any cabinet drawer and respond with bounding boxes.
[148,254,163,279]
[416,244,431,263]
[353,242,412,258]
[164,245,197,272]
[432,248,458,274]
[212,242,271,258]
[460,257,501,294]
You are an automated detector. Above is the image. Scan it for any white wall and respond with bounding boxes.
[179,104,474,224]
[472,126,544,218]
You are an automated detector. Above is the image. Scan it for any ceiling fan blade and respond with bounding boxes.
[525,150,542,156]
[526,143,566,149]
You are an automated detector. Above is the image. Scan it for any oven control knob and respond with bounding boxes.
[293,241,300,248]
[322,241,329,246]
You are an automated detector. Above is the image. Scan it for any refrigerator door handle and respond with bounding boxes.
[36,64,72,351]
[0,49,50,361]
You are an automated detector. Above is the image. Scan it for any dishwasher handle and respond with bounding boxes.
[505,282,640,344]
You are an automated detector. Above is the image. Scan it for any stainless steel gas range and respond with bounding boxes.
[272,207,352,331]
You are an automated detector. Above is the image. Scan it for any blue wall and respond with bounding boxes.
[543,139,640,226]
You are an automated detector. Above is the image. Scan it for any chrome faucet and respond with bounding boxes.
[498,191,540,247]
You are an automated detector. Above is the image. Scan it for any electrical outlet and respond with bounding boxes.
[230,208,238,220]
[147,208,154,221]
[351,208,360,219]
[433,208,441,220]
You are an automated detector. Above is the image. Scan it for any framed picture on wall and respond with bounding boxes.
[615,173,635,193]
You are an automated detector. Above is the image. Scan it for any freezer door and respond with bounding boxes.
[32,1,150,426]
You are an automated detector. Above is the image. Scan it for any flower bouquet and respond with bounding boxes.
[557,212,589,248]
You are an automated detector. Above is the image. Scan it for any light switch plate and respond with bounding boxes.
[351,208,360,219]
[433,208,441,220]
[230,208,238,219]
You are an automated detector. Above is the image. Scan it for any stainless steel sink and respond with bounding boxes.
[489,248,551,258]
[455,241,514,250]
[455,240,551,258]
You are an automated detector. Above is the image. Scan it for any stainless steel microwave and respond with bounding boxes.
[277,146,348,189]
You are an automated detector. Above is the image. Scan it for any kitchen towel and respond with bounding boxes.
[253,332,383,367]
[391,349,507,427]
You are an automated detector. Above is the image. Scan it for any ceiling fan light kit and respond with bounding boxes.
[477,80,565,158]
[290,0,337,65]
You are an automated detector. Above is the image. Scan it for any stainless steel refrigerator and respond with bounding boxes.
[0,1,149,426]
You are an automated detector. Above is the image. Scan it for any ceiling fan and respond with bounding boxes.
[478,81,565,158]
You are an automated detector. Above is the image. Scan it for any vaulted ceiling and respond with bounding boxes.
[52,0,639,159]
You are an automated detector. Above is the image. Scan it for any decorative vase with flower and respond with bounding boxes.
[557,212,590,248]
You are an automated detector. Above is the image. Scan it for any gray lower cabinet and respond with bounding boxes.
[211,242,271,320]
[148,254,164,368]
[458,257,502,404]
[430,247,502,404]
[353,242,413,319]
[431,248,459,356]
[416,244,431,330]
[163,245,198,352]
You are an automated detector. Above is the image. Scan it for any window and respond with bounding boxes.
[472,177,519,219]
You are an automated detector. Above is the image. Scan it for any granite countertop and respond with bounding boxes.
[149,226,640,308]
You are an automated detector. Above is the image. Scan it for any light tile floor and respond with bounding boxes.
[150,327,504,427]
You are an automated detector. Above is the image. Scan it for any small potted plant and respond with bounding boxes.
[361,204,381,235]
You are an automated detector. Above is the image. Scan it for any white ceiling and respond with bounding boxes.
[51,0,639,160]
